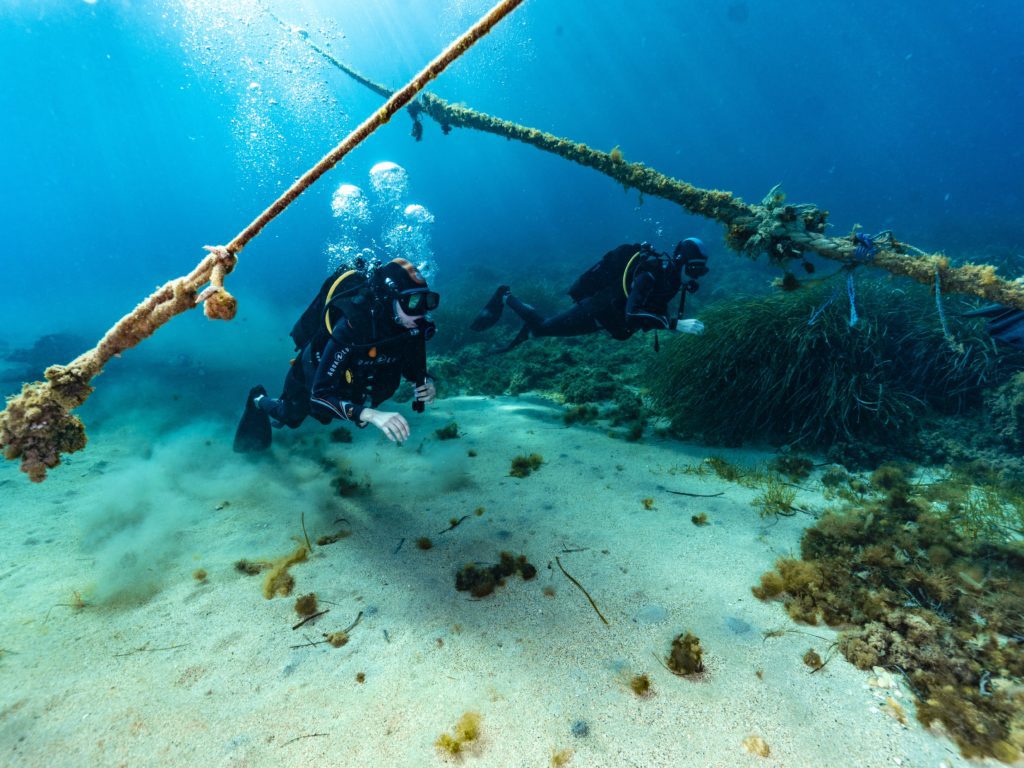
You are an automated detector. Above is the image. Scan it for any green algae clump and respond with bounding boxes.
[768,454,813,482]
[435,421,461,440]
[753,476,797,518]
[261,546,308,599]
[667,632,704,676]
[629,673,653,697]
[436,711,482,756]
[294,592,318,616]
[648,281,1002,451]
[750,463,1024,761]
[455,552,536,598]
[510,453,544,478]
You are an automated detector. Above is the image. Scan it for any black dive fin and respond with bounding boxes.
[498,323,531,353]
[963,304,1024,350]
[233,385,272,453]
[470,286,510,331]
[962,303,1015,318]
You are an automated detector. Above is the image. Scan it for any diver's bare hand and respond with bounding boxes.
[414,379,436,405]
[361,408,410,443]
[673,318,705,335]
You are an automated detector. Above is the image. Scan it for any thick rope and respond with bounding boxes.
[0,0,525,483]
[268,12,393,99]
[294,39,1024,312]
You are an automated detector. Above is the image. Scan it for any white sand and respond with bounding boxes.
[0,394,971,767]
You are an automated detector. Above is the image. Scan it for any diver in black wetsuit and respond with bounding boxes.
[233,257,440,453]
[470,239,709,350]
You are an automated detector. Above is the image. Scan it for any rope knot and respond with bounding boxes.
[742,184,830,263]
[852,233,878,264]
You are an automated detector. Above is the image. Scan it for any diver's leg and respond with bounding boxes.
[256,363,310,428]
[498,297,601,352]
[504,293,548,332]
[527,299,601,338]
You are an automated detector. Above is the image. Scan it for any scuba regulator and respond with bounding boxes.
[643,238,710,352]
[674,238,710,293]
[323,256,438,413]
[376,260,438,413]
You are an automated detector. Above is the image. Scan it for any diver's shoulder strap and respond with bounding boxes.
[323,269,361,336]
[290,267,352,351]
[621,250,647,296]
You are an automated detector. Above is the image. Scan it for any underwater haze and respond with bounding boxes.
[3,0,1023,336]
[3,1,1024,767]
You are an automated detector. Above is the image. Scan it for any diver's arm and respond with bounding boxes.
[626,271,704,334]
[310,335,412,440]
[400,339,436,404]
[309,336,364,423]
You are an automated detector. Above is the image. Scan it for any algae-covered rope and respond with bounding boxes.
[0,0,526,483]
[267,11,393,100]
[431,100,1024,310]
[291,33,1024,313]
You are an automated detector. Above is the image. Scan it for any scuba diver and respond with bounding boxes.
[234,256,440,453]
[470,239,709,350]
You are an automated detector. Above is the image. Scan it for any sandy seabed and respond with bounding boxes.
[0,394,973,767]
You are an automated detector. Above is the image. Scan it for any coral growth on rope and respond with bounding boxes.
[423,95,1024,308]
[0,246,236,481]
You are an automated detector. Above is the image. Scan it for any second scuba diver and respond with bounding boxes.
[234,256,440,452]
[470,238,710,350]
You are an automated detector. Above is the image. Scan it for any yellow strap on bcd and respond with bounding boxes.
[324,270,358,336]
[622,251,643,296]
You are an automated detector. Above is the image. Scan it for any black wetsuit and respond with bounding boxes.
[258,320,426,429]
[508,243,681,342]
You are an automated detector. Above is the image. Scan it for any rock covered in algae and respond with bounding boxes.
[667,632,704,675]
[987,371,1024,450]
[750,463,1024,762]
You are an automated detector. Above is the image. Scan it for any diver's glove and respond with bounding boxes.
[672,318,705,335]
[360,408,411,443]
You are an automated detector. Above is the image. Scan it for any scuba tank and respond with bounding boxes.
[289,262,372,350]
[290,258,399,350]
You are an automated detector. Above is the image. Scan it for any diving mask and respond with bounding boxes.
[397,288,440,316]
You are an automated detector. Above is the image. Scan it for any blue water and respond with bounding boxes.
[3,4,1024,765]
[2,0,1022,341]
